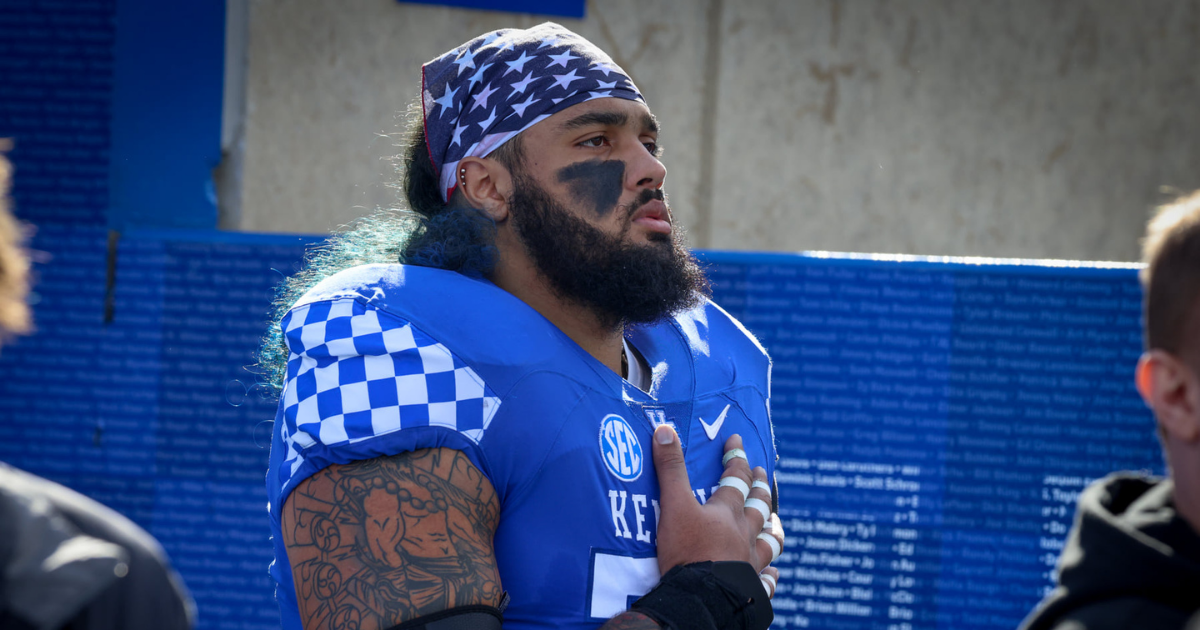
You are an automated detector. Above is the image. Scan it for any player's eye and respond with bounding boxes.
[644,141,662,158]
[580,136,608,148]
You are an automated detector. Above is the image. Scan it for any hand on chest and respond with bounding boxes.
[594,395,769,545]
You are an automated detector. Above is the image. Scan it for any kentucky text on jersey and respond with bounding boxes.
[265,264,777,630]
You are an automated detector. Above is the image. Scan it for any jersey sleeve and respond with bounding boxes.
[270,296,502,506]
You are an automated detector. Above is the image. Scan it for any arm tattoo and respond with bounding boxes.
[600,611,661,629]
[282,448,502,630]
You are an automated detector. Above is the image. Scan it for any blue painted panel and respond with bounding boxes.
[108,0,225,230]
[397,0,586,19]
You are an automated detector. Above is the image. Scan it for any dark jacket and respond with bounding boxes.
[1020,473,1200,630]
[0,463,194,630]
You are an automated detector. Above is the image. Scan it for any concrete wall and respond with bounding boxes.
[233,0,1200,261]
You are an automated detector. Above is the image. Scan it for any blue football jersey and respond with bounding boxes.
[266,264,776,630]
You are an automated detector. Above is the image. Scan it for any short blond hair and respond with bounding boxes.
[1141,189,1200,365]
[0,146,31,340]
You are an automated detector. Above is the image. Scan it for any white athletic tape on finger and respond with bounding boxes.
[722,448,748,467]
[761,519,774,535]
[752,479,771,494]
[760,573,777,597]
[757,532,782,563]
[744,498,771,524]
[719,476,750,502]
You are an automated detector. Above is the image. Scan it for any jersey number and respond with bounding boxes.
[588,551,660,619]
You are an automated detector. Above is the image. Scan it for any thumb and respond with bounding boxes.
[652,424,694,510]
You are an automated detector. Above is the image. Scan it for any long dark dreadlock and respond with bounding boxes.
[255,103,524,395]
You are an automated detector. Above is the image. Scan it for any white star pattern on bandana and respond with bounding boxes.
[471,82,500,112]
[537,34,564,49]
[421,22,645,202]
[450,122,468,147]
[593,61,622,77]
[509,71,539,96]
[547,50,578,68]
[551,68,584,91]
[505,51,534,75]
[468,63,491,90]
[433,85,459,117]
[476,108,498,131]
[452,52,475,75]
[511,93,539,117]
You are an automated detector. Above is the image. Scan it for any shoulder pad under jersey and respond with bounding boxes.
[629,299,771,399]
[293,264,610,393]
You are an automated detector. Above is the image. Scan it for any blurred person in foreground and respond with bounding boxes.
[259,23,782,630]
[0,149,194,628]
[1021,191,1200,630]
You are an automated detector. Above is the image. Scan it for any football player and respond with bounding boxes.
[263,23,783,630]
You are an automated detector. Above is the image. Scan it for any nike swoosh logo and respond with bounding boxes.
[699,404,731,441]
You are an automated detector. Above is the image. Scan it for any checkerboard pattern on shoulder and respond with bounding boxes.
[275,297,501,484]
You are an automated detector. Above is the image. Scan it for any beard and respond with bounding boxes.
[507,172,710,331]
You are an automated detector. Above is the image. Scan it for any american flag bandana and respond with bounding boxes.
[422,22,645,202]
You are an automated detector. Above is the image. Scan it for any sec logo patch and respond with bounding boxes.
[599,414,643,482]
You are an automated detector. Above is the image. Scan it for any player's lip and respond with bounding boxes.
[632,200,672,234]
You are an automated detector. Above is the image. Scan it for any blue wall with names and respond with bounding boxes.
[0,234,1160,629]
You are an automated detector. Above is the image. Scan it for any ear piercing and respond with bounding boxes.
[459,167,467,183]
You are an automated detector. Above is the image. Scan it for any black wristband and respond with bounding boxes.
[384,603,504,630]
[630,561,773,630]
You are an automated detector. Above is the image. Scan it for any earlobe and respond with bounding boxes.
[1140,350,1200,444]
[457,158,511,222]
[1135,352,1157,406]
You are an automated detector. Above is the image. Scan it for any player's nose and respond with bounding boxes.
[625,143,666,192]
